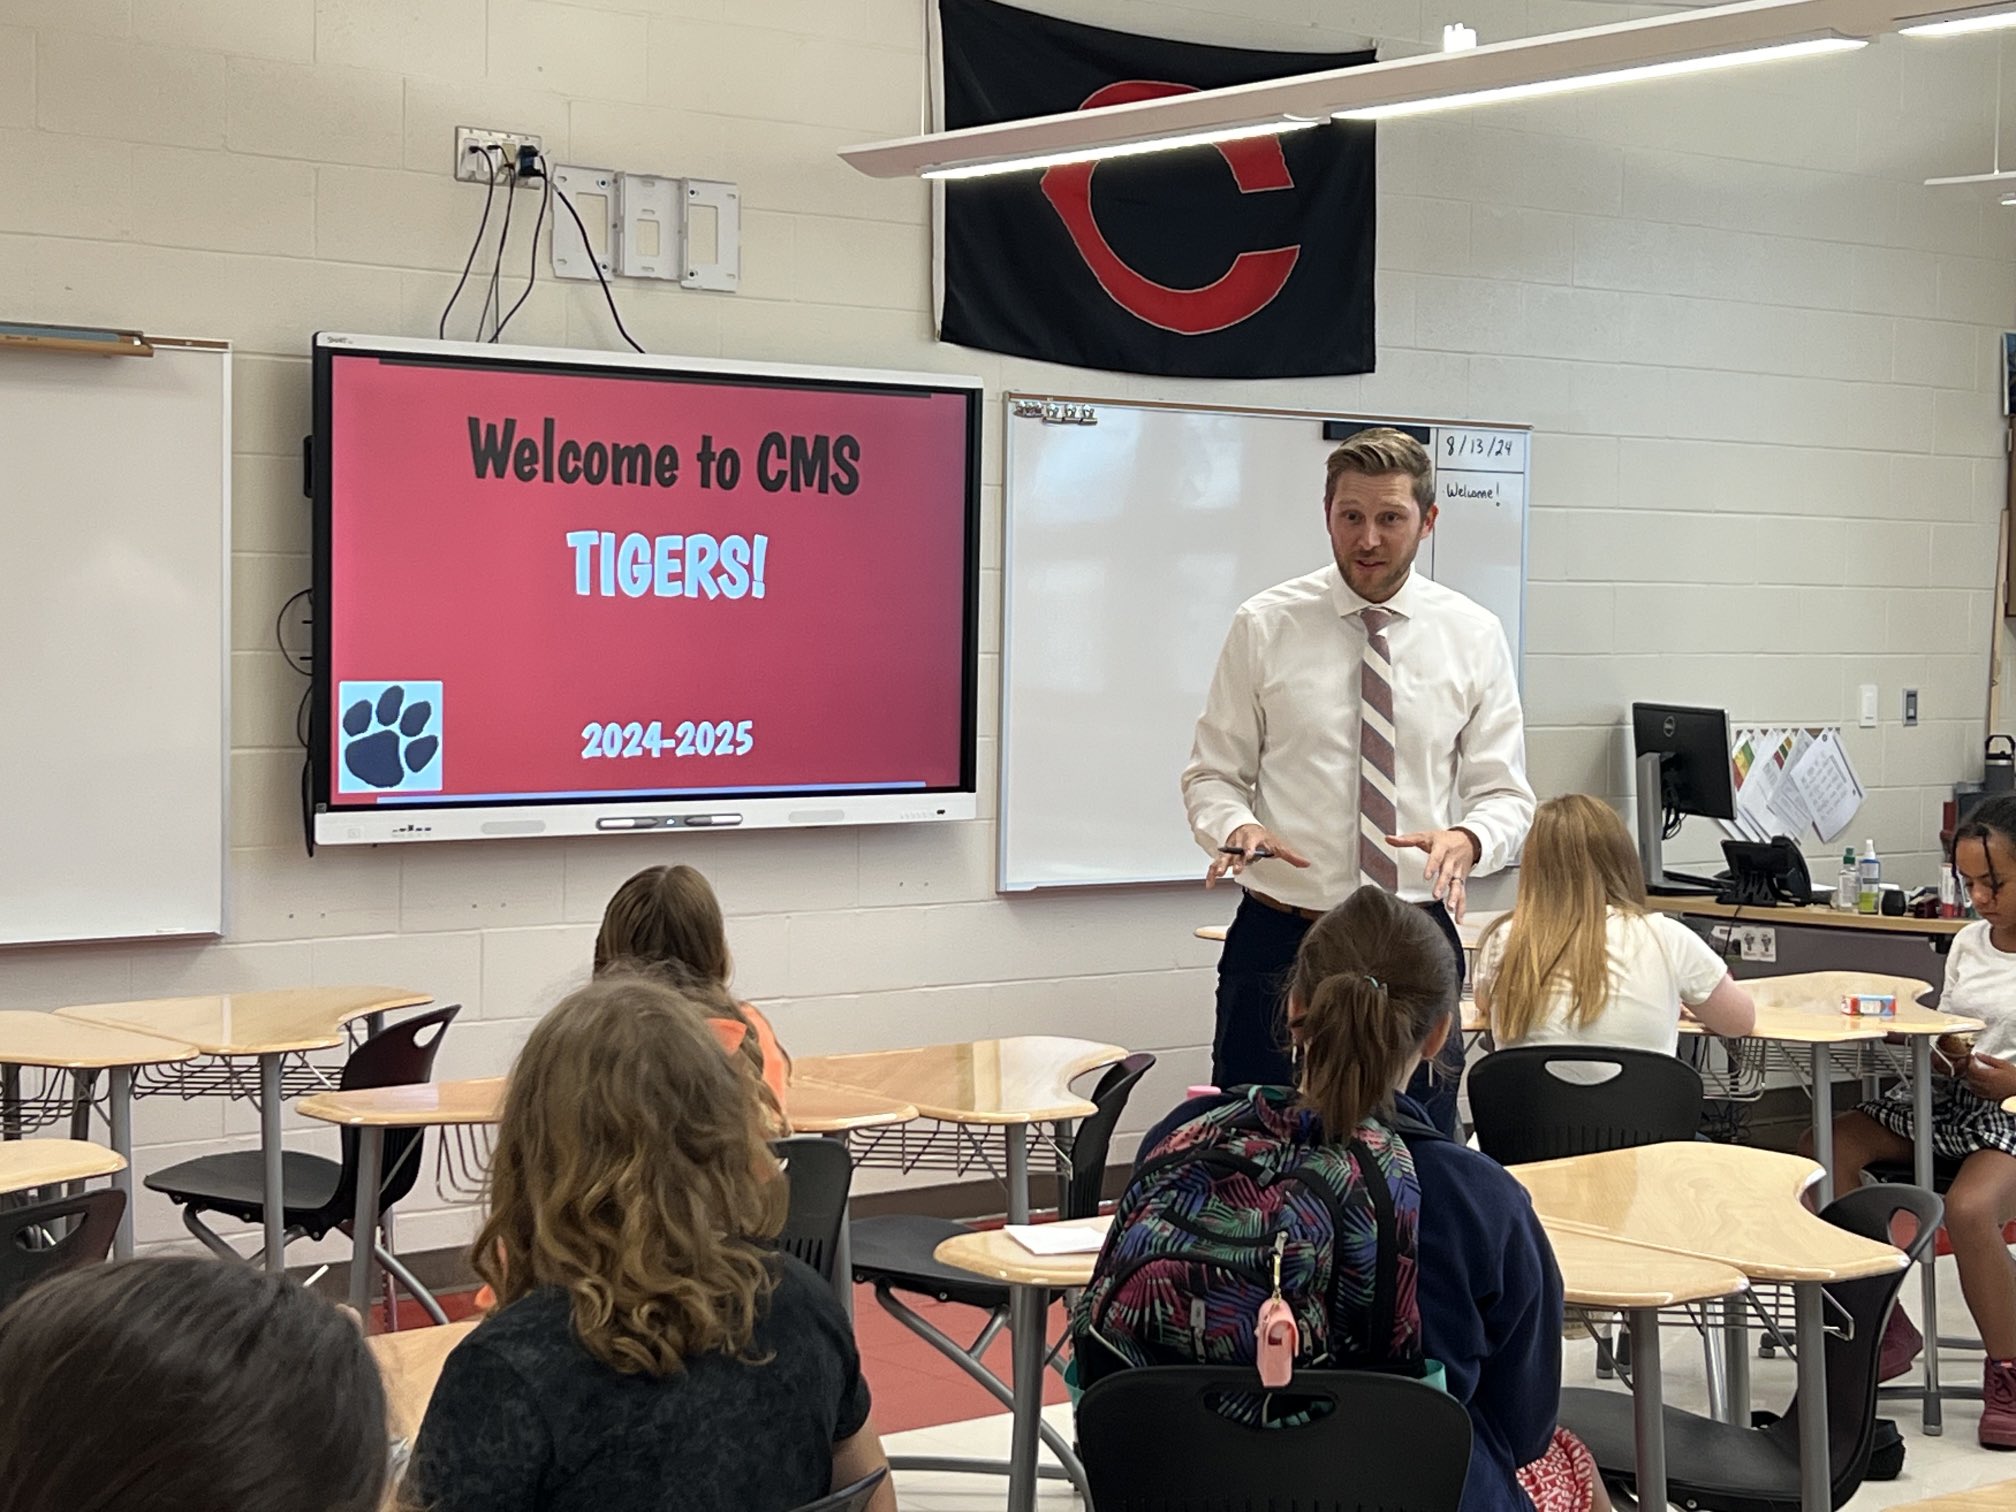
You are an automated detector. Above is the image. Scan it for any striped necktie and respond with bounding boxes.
[1358,607,1400,892]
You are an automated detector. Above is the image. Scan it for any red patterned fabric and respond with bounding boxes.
[1515,1428,1599,1512]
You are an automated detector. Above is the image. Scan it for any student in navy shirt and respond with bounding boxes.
[1135,886,1603,1512]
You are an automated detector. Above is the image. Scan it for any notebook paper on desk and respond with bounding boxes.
[1006,1224,1106,1256]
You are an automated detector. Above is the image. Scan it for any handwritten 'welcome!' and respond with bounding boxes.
[466,416,863,602]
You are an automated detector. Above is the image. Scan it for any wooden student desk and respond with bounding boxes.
[0,1012,198,1257]
[1511,1142,1903,1512]
[298,1076,920,1316]
[934,1209,1749,1512]
[0,1137,124,1195]
[55,987,432,1270]
[1884,1479,2016,1512]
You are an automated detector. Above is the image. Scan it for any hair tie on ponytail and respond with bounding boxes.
[1364,974,1384,992]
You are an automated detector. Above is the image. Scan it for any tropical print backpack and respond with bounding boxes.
[1071,1086,1423,1417]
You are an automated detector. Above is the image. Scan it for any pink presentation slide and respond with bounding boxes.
[325,356,972,805]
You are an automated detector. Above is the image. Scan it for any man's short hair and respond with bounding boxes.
[1324,427,1435,515]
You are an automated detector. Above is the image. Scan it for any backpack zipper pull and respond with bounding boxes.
[1255,1233,1298,1390]
[1190,1296,1208,1357]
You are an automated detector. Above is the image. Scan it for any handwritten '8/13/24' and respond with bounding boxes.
[581,720,753,759]
[1443,433,1518,459]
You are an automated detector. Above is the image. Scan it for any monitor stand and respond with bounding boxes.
[1635,752,1722,897]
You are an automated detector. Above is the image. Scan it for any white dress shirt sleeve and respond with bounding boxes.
[1182,610,1264,855]
[1451,623,1535,876]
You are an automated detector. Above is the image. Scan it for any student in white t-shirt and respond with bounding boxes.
[1474,794,1756,1056]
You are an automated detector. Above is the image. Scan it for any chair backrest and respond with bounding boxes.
[789,1467,886,1512]
[773,1136,852,1284]
[1467,1046,1703,1164]
[0,1188,126,1314]
[1060,1053,1156,1221]
[331,1005,461,1220]
[1762,1183,1940,1507]
[1078,1365,1472,1512]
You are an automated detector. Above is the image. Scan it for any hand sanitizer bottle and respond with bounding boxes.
[1857,840,1881,915]
[1835,849,1859,912]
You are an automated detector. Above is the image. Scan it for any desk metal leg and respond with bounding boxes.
[1794,1284,1830,1512]
[109,1067,135,1260]
[1810,1045,1834,1207]
[1005,1122,1030,1225]
[350,1126,384,1319]
[259,1053,285,1271]
[1719,1296,1751,1426]
[1912,1035,1943,1434]
[1005,1282,1047,1512]
[826,1131,853,1321]
[2,1065,18,1141]
[1629,1306,1667,1512]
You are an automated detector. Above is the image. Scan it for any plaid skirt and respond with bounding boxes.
[1516,1428,1601,1512]
[1859,1078,2016,1160]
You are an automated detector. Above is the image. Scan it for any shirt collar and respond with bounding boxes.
[1325,561,1419,621]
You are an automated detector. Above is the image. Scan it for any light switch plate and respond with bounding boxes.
[550,165,619,282]
[1903,688,1919,727]
[1859,684,1878,728]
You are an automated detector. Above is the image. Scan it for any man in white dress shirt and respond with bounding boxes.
[1182,427,1534,1135]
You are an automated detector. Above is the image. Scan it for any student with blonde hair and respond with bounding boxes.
[595,863,790,1124]
[406,972,894,1512]
[1475,794,1755,1055]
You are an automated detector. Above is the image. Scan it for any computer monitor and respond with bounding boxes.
[1631,702,1736,894]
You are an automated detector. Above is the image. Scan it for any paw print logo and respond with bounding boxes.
[336,681,443,795]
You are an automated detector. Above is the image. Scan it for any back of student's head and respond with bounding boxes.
[1485,793,1645,1042]
[477,969,786,1376]
[0,1256,386,1512]
[1288,886,1458,1135]
[595,863,731,980]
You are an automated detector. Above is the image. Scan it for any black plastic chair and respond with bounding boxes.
[1561,1183,1941,1512]
[773,1136,852,1287]
[146,1005,459,1317]
[848,1052,1154,1489]
[789,1467,886,1512]
[1866,1151,1992,1423]
[1468,1046,1705,1164]
[0,1188,125,1314]
[1077,1365,1473,1512]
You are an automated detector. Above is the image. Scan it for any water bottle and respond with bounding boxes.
[1857,840,1881,915]
[1835,849,1859,912]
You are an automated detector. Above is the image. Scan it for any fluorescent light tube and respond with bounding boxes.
[921,119,1321,181]
[1900,8,2016,33]
[1334,34,1864,119]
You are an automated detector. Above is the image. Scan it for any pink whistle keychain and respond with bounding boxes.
[1255,1233,1298,1389]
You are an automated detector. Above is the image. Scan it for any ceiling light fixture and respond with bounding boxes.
[1334,35,1865,119]
[1900,4,2016,33]
[839,0,1891,180]
[922,120,1320,181]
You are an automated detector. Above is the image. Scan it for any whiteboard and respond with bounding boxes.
[999,396,1527,892]
[0,341,230,944]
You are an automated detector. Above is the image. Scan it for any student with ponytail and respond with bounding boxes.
[1115,886,1602,1512]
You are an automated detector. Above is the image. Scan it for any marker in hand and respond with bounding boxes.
[1218,844,1275,860]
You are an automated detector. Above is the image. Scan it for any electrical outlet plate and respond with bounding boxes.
[1737,925,1777,963]
[617,173,681,282]
[550,165,619,282]
[681,179,741,292]
[454,126,544,185]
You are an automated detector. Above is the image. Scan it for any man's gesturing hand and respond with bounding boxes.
[1206,824,1312,887]
[1386,828,1482,920]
